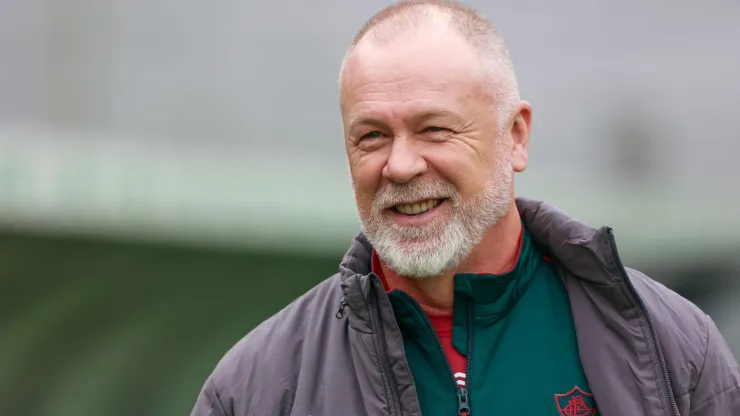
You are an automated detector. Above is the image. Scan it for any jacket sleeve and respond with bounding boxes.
[190,376,230,416]
[690,315,740,414]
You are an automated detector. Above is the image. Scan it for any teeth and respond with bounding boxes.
[395,199,441,215]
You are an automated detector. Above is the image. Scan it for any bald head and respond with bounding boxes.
[340,0,519,126]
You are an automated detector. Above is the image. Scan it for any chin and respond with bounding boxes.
[391,228,446,252]
[385,258,450,279]
[386,251,461,279]
[378,236,462,278]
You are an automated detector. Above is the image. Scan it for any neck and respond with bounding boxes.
[379,203,523,315]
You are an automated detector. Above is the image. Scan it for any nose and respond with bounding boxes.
[382,136,427,184]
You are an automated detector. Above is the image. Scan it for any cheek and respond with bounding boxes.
[425,144,489,197]
[349,151,386,207]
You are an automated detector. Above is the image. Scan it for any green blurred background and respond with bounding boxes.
[1,0,739,415]
[0,230,337,416]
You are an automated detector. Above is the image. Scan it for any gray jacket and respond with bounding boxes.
[191,198,740,415]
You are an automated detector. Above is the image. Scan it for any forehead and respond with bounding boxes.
[340,25,489,112]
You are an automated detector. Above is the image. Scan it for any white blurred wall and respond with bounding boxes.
[1,0,739,259]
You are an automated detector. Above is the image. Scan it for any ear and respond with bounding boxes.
[509,101,532,173]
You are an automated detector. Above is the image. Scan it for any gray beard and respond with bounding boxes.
[358,165,512,279]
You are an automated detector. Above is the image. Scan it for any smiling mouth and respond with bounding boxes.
[392,198,445,216]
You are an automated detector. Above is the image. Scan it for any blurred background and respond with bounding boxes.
[1,0,739,415]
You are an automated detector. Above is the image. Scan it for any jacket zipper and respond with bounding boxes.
[459,304,474,416]
[335,297,347,319]
[369,280,404,416]
[607,228,679,416]
[397,292,473,415]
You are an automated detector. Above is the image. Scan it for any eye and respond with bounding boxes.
[422,126,447,133]
[360,131,383,140]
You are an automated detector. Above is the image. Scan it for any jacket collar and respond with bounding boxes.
[339,197,625,318]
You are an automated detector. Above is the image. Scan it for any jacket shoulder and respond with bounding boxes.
[627,267,706,331]
[628,268,740,412]
[627,268,709,394]
[200,273,344,414]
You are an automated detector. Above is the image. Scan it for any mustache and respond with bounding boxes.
[373,180,458,210]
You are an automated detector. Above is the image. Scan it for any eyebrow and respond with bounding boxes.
[348,109,462,133]
[347,117,388,134]
[411,109,462,124]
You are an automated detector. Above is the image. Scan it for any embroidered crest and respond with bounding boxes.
[555,386,598,416]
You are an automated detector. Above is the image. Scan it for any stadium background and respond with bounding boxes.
[1,0,739,415]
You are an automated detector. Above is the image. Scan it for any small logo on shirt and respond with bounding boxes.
[555,386,597,416]
[454,372,466,387]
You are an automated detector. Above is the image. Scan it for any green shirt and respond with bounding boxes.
[388,227,597,415]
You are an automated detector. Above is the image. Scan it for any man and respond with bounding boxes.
[191,1,740,415]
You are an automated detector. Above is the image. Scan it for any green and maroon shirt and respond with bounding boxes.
[373,226,597,415]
